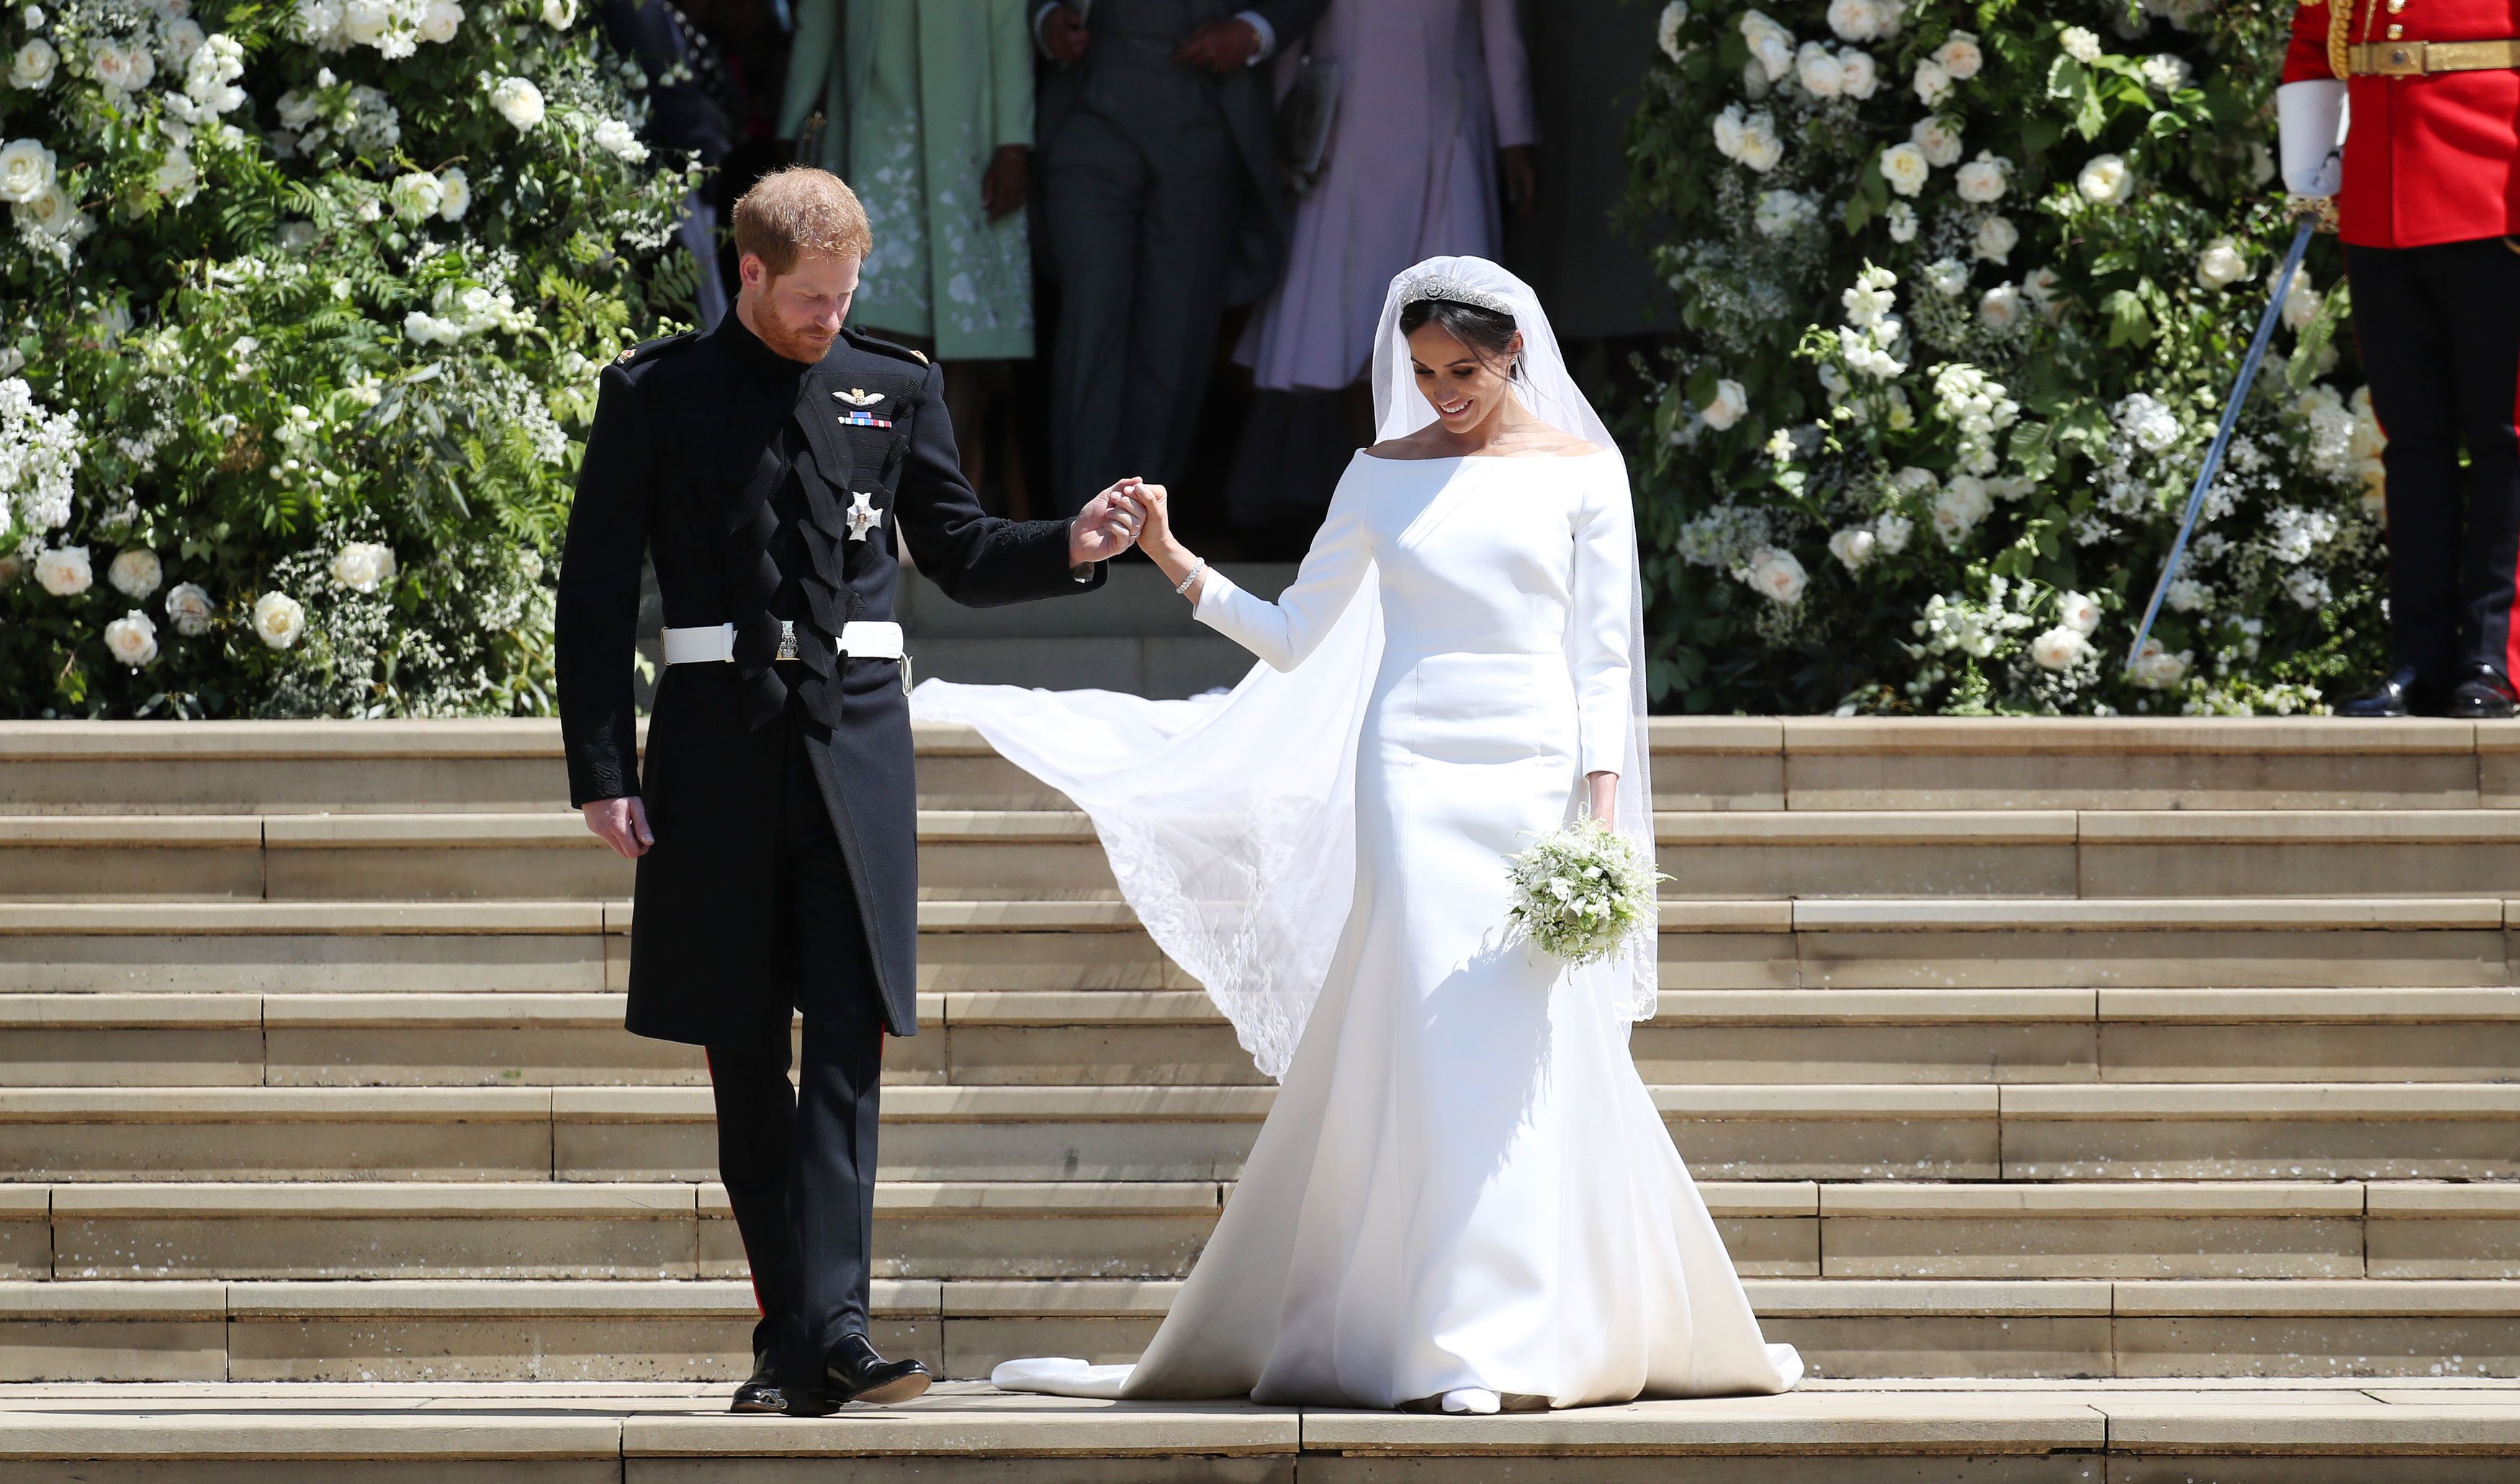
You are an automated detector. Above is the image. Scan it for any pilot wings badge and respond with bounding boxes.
[834,388,886,408]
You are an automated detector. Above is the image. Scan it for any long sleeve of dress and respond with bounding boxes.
[1194,469,1373,671]
[1480,0,1537,150]
[1569,457,1635,778]
[991,0,1034,148]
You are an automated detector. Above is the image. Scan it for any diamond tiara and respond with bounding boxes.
[1396,272,1516,319]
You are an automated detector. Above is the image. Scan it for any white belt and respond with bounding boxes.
[661,620,906,665]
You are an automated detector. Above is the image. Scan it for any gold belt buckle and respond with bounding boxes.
[775,620,799,661]
[2375,40,2427,75]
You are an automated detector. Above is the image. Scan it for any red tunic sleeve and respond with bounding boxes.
[2284,1,2341,85]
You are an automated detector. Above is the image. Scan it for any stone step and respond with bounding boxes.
[9,1382,2520,1484]
[12,718,2520,817]
[12,1179,2520,1285]
[13,989,2520,1088]
[5,1083,2518,1184]
[6,1277,2520,1382]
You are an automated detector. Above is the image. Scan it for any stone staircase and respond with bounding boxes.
[6,716,2520,1478]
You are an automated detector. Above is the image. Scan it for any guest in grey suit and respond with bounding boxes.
[1032,0,1328,513]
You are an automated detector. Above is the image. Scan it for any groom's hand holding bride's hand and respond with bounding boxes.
[584,796,654,859]
[1071,478,1150,567]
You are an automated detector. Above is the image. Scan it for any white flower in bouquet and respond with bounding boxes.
[593,117,649,162]
[1974,215,2018,265]
[1911,114,1962,168]
[1657,2,1688,63]
[1912,57,1952,106]
[1740,10,1796,82]
[1954,150,2009,203]
[103,610,158,667]
[2057,590,2104,634]
[163,581,212,635]
[1828,526,1877,570]
[252,590,307,649]
[1736,111,1782,172]
[1977,282,2025,331]
[436,166,470,221]
[1878,142,1930,197]
[417,0,462,45]
[2164,577,2213,613]
[0,137,54,202]
[2076,153,2133,204]
[1827,0,1882,41]
[2028,625,2092,671]
[2195,238,2249,289]
[541,0,577,27]
[1933,30,1983,80]
[1873,510,1914,554]
[1503,814,1666,968]
[2141,53,2190,92]
[1752,188,1816,237]
[1842,264,1897,328]
[1932,475,1992,543]
[330,541,397,594]
[1838,48,1878,98]
[1885,200,1917,242]
[388,170,443,222]
[2060,26,2103,64]
[107,549,162,598]
[2281,274,2321,330]
[1922,257,1968,298]
[9,38,53,89]
[35,544,90,595]
[1744,547,1808,604]
[2129,638,2190,689]
[1794,40,1845,97]
[89,40,153,94]
[489,76,545,132]
[1698,378,1748,430]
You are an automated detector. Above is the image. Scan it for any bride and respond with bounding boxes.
[912,257,1800,1413]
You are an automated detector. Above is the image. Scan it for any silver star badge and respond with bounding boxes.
[834,387,886,408]
[846,489,884,541]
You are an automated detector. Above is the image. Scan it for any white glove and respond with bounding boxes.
[2277,79,2348,197]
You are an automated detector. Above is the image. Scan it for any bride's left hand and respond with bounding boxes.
[1585,770,1617,821]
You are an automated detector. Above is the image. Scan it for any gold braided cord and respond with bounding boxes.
[2328,0,2352,81]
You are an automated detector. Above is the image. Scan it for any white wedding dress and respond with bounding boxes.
[914,258,1800,1411]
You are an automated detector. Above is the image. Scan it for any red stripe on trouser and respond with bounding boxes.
[706,1046,772,1321]
[2508,365,2520,690]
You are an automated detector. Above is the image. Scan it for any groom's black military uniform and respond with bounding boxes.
[556,310,1102,1406]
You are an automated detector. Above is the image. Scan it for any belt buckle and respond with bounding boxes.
[2375,40,2426,75]
[775,621,799,662]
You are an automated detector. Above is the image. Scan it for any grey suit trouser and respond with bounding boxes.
[1040,91,1241,514]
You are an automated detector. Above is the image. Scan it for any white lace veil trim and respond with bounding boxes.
[912,256,1657,1081]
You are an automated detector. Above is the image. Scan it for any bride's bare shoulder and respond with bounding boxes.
[1517,424,1606,459]
[1364,428,1452,462]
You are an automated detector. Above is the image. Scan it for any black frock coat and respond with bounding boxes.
[555,314,1101,1053]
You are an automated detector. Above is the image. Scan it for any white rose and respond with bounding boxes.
[10,37,55,89]
[1826,0,1879,41]
[387,170,443,222]
[1838,48,1878,98]
[1795,40,1844,98]
[436,166,469,221]
[2057,590,2103,634]
[1974,215,2019,266]
[2141,53,2190,92]
[488,76,544,132]
[1828,527,1877,571]
[1698,377,1749,431]
[1657,1,1688,63]
[2195,238,2248,289]
[540,0,575,27]
[252,590,306,649]
[1911,115,1962,168]
[1737,112,1783,173]
[89,41,153,93]
[1746,547,1808,605]
[1878,142,1930,198]
[10,179,73,237]
[2028,626,2092,672]
[107,548,162,598]
[330,540,396,593]
[2060,26,2102,65]
[35,544,91,595]
[1954,151,2008,204]
[2130,639,2190,690]
[2076,153,2131,204]
[1923,257,1969,299]
[1711,105,1745,159]
[592,117,647,162]
[0,136,54,202]
[104,610,158,667]
[418,0,461,42]
[1932,476,1992,542]
[1742,11,1796,82]
[1978,282,2025,331]
[159,17,204,68]
[1933,30,1983,81]
[1886,201,1917,243]
[163,580,212,635]
[1912,58,1951,105]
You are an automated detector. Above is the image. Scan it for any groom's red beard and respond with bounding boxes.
[752,286,847,364]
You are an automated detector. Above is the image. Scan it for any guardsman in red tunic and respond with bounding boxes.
[2282,1,2520,716]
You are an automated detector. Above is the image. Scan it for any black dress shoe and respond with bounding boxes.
[2447,665,2518,720]
[783,1334,932,1415]
[729,1347,785,1413]
[2335,666,2437,718]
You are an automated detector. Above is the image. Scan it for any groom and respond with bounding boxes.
[557,166,1143,1416]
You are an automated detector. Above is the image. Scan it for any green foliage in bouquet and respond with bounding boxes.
[1503,814,1667,968]
[1625,0,2385,716]
[0,0,697,717]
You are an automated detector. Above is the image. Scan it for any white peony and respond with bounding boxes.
[9,37,55,89]
[1746,547,1808,605]
[540,0,574,27]
[1933,30,1983,80]
[418,0,462,44]
[1698,377,1749,431]
[251,590,306,649]
[488,76,544,132]
[2028,626,2093,672]
[1878,143,1930,197]
[103,610,158,667]
[0,136,54,202]
[2130,638,2190,690]
[2076,153,2132,204]
[1657,1,1688,63]
[2060,26,2103,64]
[1795,40,1844,97]
[436,166,470,221]
[1954,151,2009,203]
[1977,282,2025,331]
[1828,527,1877,570]
[1911,114,1962,168]
[592,117,648,162]
[1873,510,1914,554]
[1974,215,2018,265]
[2141,53,2190,92]
[387,170,443,222]
[1826,0,1881,40]
[1912,58,1951,105]
[330,540,396,593]
[1932,475,1992,543]
[2057,590,2103,634]
[107,548,162,598]
[2195,238,2249,289]
[35,544,91,595]
[1885,201,1917,243]
[163,581,212,636]
[1923,258,1969,299]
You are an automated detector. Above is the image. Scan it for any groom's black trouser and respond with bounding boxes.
[705,716,886,1387]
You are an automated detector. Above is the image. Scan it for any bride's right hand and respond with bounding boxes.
[1124,482,1182,562]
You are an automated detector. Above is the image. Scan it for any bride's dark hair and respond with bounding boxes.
[1398,297,1521,381]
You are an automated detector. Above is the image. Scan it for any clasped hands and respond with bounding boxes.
[1067,475,1176,568]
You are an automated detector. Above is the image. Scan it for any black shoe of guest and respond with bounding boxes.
[782,1334,932,1415]
[2445,665,2518,720]
[2335,666,2437,718]
[729,1346,785,1413]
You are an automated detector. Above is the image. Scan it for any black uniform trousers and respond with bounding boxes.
[702,700,886,1387]
[2345,236,2520,685]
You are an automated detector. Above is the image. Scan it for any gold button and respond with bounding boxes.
[2387,0,2405,9]
[2388,23,2404,37]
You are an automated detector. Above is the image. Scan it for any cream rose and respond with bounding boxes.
[1932,30,1982,81]
[1932,476,1992,543]
[1794,40,1844,98]
[1878,141,1930,197]
[2057,590,2103,635]
[540,0,575,27]
[163,581,213,636]
[1746,547,1808,605]
[1825,0,1880,40]
[1737,112,1783,173]
[0,136,54,202]
[1922,258,1968,299]
[9,37,55,89]
[436,166,470,221]
[1911,114,1962,168]
[1827,527,1877,571]
[1953,151,2008,203]
[2028,626,2092,672]
[418,0,462,43]
[1912,58,1951,105]
[88,41,153,94]
[488,76,544,132]
[387,170,442,222]
[2195,238,2249,289]
[2076,153,2132,204]
[330,540,396,594]
[1977,282,2024,331]
[35,544,91,595]
[1838,48,1878,98]
[1974,215,2018,266]
[1698,377,1750,431]
[107,548,162,598]
[252,590,307,649]
[2130,639,2190,690]
[104,610,158,667]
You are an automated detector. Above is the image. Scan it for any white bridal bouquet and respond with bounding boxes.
[1503,814,1667,967]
